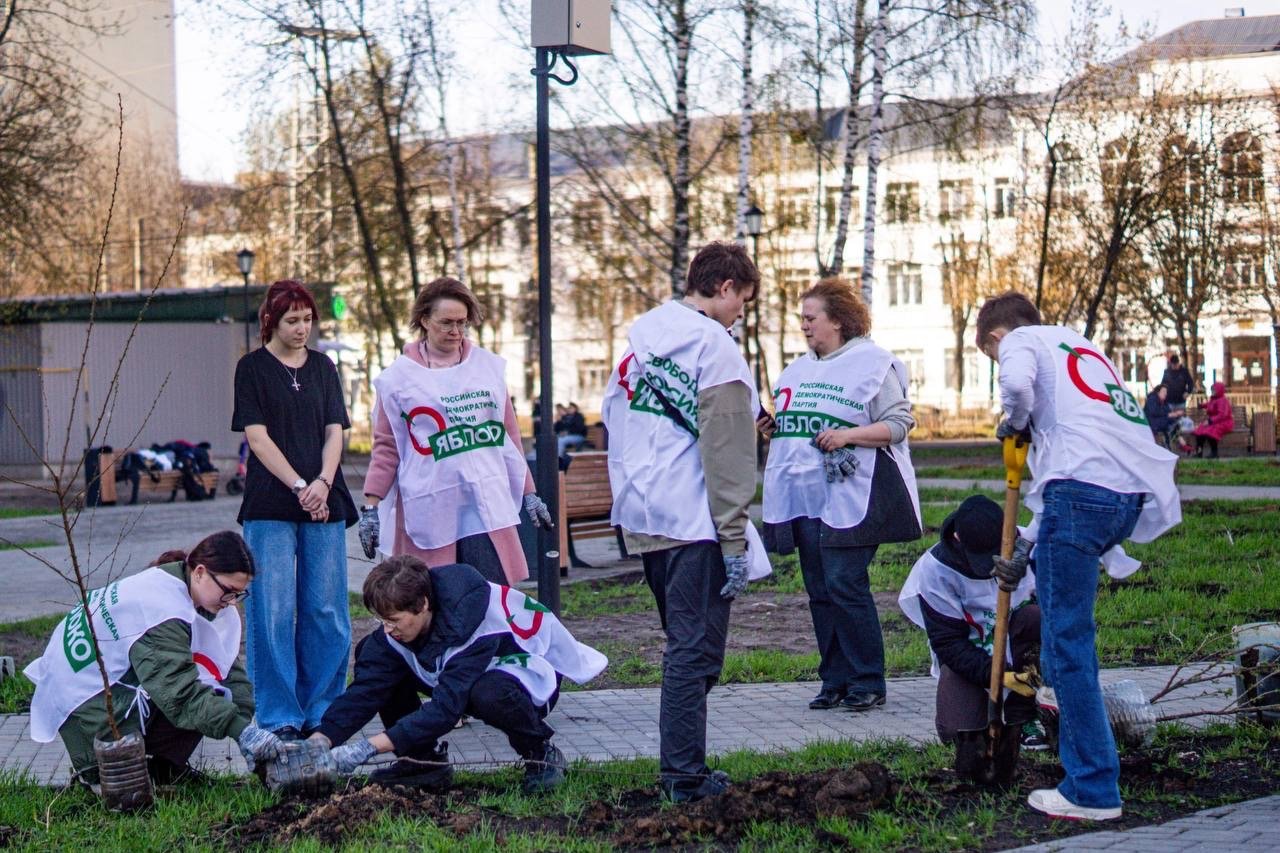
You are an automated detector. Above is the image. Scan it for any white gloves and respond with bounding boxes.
[238,724,285,770]
[720,553,750,600]
[330,739,378,774]
[524,493,553,529]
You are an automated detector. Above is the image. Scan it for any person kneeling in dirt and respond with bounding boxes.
[308,556,607,793]
[24,531,286,787]
[897,495,1045,749]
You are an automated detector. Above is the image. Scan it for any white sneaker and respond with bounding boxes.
[1027,788,1121,821]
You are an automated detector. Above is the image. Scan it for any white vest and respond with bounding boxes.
[373,347,527,550]
[1004,326,1180,577]
[386,583,607,705]
[24,567,241,742]
[603,301,758,543]
[898,548,1036,678]
[762,342,921,530]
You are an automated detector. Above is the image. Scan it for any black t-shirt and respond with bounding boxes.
[231,347,358,527]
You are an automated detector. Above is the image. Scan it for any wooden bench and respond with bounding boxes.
[1189,404,1251,455]
[556,452,629,569]
[96,449,220,505]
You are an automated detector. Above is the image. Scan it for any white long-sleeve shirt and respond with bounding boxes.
[996,325,1180,577]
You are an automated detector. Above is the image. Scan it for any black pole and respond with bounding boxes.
[534,47,561,615]
[242,272,251,353]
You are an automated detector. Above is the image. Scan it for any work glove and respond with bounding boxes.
[330,738,378,774]
[238,724,286,770]
[1003,666,1040,698]
[720,553,750,600]
[995,418,1032,443]
[991,536,1033,592]
[524,493,554,529]
[358,505,380,559]
[823,447,859,483]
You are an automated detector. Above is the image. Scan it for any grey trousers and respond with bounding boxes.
[643,541,731,789]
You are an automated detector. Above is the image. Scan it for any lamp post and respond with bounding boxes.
[237,248,256,353]
[530,0,610,614]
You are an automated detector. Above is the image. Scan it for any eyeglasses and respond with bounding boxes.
[430,318,470,331]
[208,572,250,604]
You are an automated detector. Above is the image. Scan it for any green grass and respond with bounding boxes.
[558,576,651,619]
[0,539,58,551]
[1,723,1272,852]
[0,612,64,712]
[0,507,59,519]
[0,677,34,715]
[912,449,1280,487]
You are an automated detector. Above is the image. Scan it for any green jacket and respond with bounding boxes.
[58,562,254,780]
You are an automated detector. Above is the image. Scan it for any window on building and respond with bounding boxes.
[938,179,974,223]
[577,359,611,396]
[572,200,605,243]
[1222,132,1263,204]
[943,347,981,390]
[824,185,860,230]
[899,348,926,392]
[884,182,920,224]
[775,188,812,232]
[1226,247,1264,288]
[1050,142,1085,208]
[1162,135,1204,205]
[886,262,923,306]
[993,178,1015,218]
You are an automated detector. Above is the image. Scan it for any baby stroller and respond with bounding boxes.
[225,439,249,496]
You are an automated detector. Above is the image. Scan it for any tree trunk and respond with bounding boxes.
[314,38,403,351]
[670,0,692,297]
[735,0,755,244]
[1083,231,1124,339]
[366,47,422,297]
[1035,157,1057,310]
[858,0,888,309]
[827,0,868,276]
[952,308,967,412]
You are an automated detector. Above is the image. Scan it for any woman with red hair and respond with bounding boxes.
[231,279,358,741]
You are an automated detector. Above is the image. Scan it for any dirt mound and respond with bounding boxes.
[584,763,894,847]
[229,785,451,848]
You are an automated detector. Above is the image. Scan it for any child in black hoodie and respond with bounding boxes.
[897,494,1043,745]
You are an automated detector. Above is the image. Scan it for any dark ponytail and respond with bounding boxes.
[151,531,255,577]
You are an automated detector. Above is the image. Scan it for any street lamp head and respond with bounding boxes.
[744,204,764,238]
[236,248,256,277]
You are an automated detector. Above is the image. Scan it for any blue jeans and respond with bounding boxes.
[793,517,885,696]
[243,520,351,732]
[1036,480,1142,808]
[557,434,586,456]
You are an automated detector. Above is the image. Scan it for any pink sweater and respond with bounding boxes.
[363,339,534,583]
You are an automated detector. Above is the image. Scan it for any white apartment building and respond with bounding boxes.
[192,11,1280,428]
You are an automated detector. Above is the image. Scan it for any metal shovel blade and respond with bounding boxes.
[954,717,1021,787]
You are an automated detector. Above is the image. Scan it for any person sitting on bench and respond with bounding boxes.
[309,556,607,793]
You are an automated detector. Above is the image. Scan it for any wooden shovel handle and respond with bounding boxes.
[989,436,1029,707]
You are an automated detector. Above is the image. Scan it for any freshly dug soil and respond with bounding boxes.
[223,731,1280,851]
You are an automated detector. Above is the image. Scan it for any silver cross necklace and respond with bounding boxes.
[279,359,302,391]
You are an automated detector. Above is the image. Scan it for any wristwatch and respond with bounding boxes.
[291,478,307,495]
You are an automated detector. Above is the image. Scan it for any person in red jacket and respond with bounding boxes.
[1192,382,1234,458]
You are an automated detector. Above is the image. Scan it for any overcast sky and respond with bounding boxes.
[173,0,1270,183]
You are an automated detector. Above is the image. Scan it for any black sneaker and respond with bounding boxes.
[369,742,453,790]
[661,770,731,804]
[522,743,567,794]
[1021,721,1051,752]
[148,757,211,786]
[840,692,886,712]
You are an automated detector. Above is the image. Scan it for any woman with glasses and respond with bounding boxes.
[24,531,288,787]
[359,276,551,584]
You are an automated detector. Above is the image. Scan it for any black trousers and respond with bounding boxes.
[1195,435,1219,458]
[456,532,507,585]
[360,636,556,760]
[935,603,1041,744]
[145,707,204,768]
[642,541,731,788]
